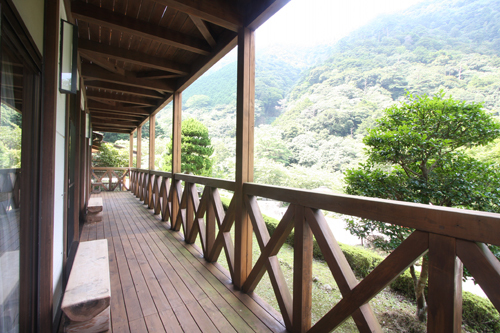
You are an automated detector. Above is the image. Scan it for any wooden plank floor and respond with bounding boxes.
[81,191,287,333]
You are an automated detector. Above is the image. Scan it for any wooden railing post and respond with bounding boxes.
[234,27,255,289]
[427,234,463,333]
[293,205,313,332]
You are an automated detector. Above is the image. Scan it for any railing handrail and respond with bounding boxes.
[91,167,131,170]
[130,168,235,191]
[129,169,500,246]
[243,182,500,247]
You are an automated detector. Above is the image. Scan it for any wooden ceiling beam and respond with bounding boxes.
[87,101,151,115]
[90,119,139,128]
[81,63,174,92]
[177,30,238,92]
[79,51,125,75]
[90,112,145,121]
[87,91,157,107]
[91,126,134,134]
[153,0,242,32]
[246,0,291,30]
[85,82,165,99]
[190,15,216,48]
[136,71,184,79]
[79,39,190,75]
[72,2,211,56]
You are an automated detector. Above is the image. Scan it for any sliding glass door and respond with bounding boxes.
[0,2,41,331]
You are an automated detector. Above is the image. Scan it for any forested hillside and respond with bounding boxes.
[273,0,500,179]
[104,0,500,191]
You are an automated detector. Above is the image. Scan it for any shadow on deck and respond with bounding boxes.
[81,191,286,333]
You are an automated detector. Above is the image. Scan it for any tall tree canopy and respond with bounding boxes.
[92,142,129,167]
[344,92,500,321]
[161,118,214,176]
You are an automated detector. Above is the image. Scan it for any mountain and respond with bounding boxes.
[150,0,500,186]
[181,43,333,126]
[277,0,500,143]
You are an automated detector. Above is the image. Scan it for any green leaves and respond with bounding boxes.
[93,143,129,167]
[180,118,214,176]
[344,92,500,281]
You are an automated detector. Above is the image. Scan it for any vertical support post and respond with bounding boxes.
[137,125,142,169]
[172,92,182,174]
[234,27,255,289]
[293,205,313,332]
[129,132,134,168]
[427,234,463,333]
[171,92,182,229]
[149,115,156,170]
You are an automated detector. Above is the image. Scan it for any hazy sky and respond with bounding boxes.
[256,0,425,47]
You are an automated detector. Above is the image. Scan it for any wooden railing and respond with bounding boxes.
[129,168,500,333]
[91,167,130,192]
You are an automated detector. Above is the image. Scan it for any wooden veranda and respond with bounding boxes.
[82,191,286,333]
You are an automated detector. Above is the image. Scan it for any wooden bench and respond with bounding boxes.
[86,197,103,223]
[61,239,110,332]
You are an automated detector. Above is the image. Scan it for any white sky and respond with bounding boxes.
[256,0,425,48]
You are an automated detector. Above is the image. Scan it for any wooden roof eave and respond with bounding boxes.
[70,0,291,135]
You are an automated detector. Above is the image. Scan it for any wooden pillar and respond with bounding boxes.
[172,92,182,174]
[170,92,182,229]
[427,234,463,332]
[39,0,60,331]
[137,126,142,169]
[149,115,156,170]
[129,132,134,168]
[234,27,255,289]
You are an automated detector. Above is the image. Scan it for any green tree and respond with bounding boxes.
[92,142,129,167]
[161,118,214,176]
[344,92,500,322]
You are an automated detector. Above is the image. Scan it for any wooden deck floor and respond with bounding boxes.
[81,191,286,333]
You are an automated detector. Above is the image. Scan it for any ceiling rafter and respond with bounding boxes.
[91,127,133,134]
[87,101,151,116]
[72,1,212,56]
[189,15,216,48]
[90,119,140,128]
[152,0,242,32]
[87,91,158,107]
[136,71,184,79]
[85,82,165,99]
[90,112,145,121]
[82,63,175,92]
[80,51,125,75]
[79,39,190,75]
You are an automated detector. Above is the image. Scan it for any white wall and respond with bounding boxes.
[52,0,69,318]
[11,0,44,54]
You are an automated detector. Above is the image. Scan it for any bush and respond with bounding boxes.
[220,196,231,210]
[462,291,500,332]
[338,243,383,278]
[390,268,426,300]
